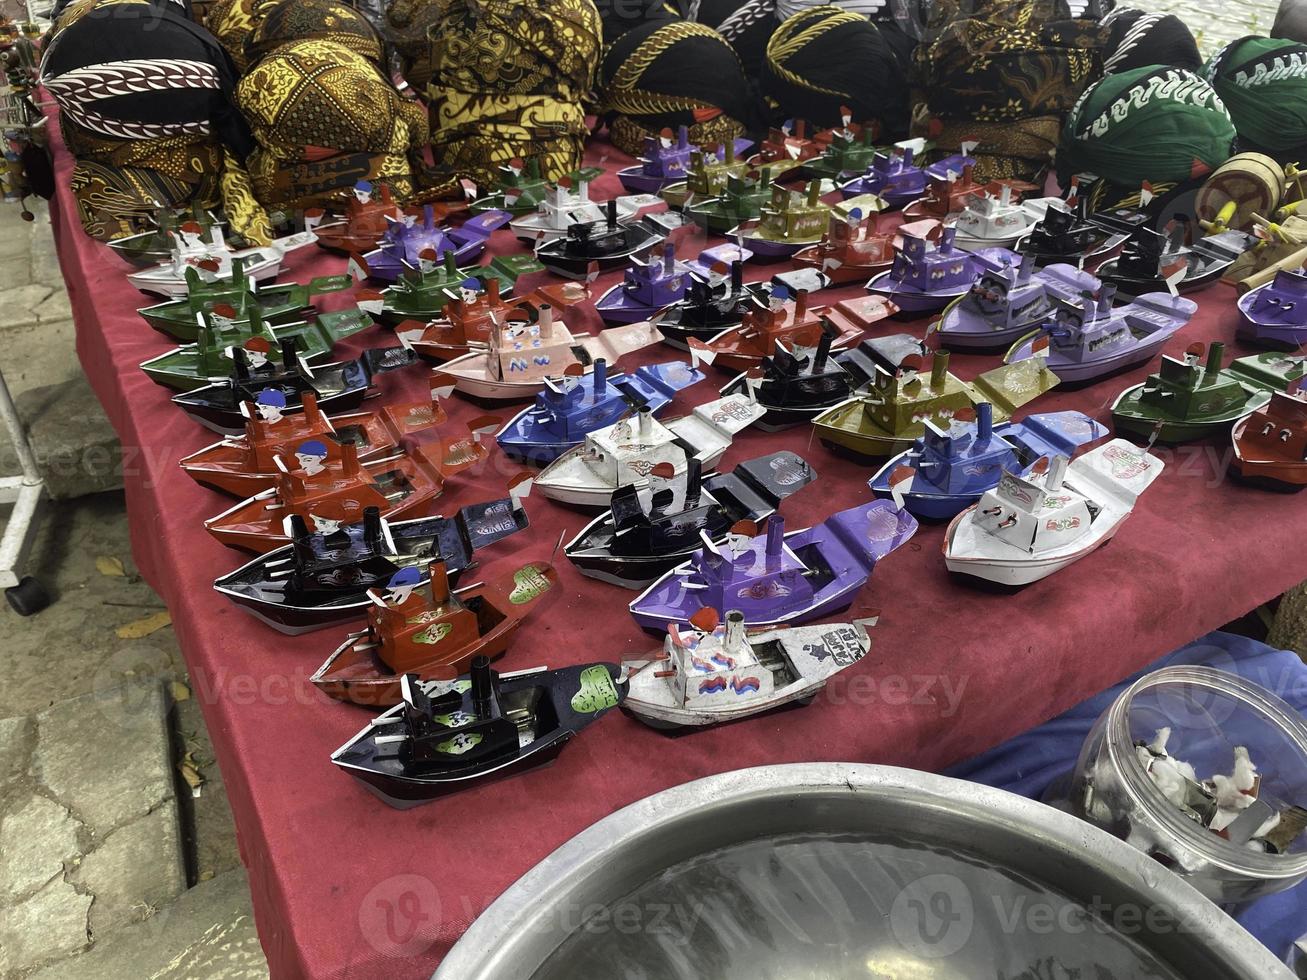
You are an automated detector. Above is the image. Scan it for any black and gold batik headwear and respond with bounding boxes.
[698,0,777,81]
[763,6,908,134]
[243,0,385,67]
[600,18,761,157]
[204,0,258,71]
[41,0,269,243]
[237,38,455,212]
[426,0,602,187]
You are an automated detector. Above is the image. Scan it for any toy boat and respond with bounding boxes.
[400,279,586,362]
[172,337,418,434]
[802,126,880,182]
[534,393,766,508]
[496,358,704,464]
[1237,270,1307,349]
[621,609,874,730]
[1231,390,1307,488]
[203,436,460,554]
[684,168,777,236]
[950,185,1036,250]
[312,560,560,706]
[534,202,668,280]
[137,263,354,341]
[565,451,816,588]
[139,302,374,391]
[867,228,1016,314]
[617,126,752,194]
[106,206,222,267]
[868,404,1107,519]
[362,207,509,284]
[510,177,647,243]
[734,182,831,260]
[839,148,926,208]
[944,439,1164,587]
[376,250,544,326]
[1005,286,1197,384]
[719,329,856,430]
[901,165,990,221]
[330,658,624,809]
[1096,224,1235,299]
[594,243,691,324]
[651,262,767,350]
[470,157,603,216]
[1111,342,1302,443]
[833,333,930,390]
[628,500,917,631]
[745,120,822,177]
[437,308,663,402]
[312,182,405,253]
[213,491,530,634]
[692,286,865,374]
[178,387,456,497]
[936,255,1098,351]
[660,143,751,211]
[812,350,1060,459]
[127,225,318,298]
[792,208,894,284]
[1015,199,1125,267]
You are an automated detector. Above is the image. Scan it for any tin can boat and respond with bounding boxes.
[618,126,752,194]
[1237,270,1307,349]
[1014,198,1126,267]
[377,250,544,327]
[470,157,603,216]
[510,177,648,243]
[733,182,832,260]
[401,280,586,363]
[838,147,926,209]
[660,142,752,211]
[745,120,821,177]
[534,203,669,280]
[801,124,881,182]
[126,224,317,298]
[628,500,917,631]
[1231,390,1307,488]
[1096,224,1238,299]
[362,207,509,284]
[950,185,1037,250]
[691,285,861,374]
[866,228,1017,314]
[718,328,857,430]
[684,168,778,236]
[651,262,764,350]
[311,181,405,254]
[792,208,894,284]
[106,206,223,268]
[595,243,691,324]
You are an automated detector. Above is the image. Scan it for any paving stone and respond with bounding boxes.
[0,319,81,399]
[70,801,186,938]
[0,795,82,902]
[0,715,32,788]
[12,376,123,499]
[0,877,91,974]
[33,681,173,838]
[28,868,267,980]
[4,283,60,327]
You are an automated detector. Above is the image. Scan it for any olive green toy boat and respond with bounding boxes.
[379,252,545,326]
[660,144,752,211]
[684,167,777,236]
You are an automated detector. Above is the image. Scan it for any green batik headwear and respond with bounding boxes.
[1204,35,1307,157]
[1057,65,1235,190]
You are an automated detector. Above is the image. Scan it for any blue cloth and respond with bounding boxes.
[948,630,1307,966]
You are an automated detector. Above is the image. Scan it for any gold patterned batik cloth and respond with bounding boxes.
[243,0,384,67]
[426,0,601,186]
[238,39,455,211]
[204,0,258,70]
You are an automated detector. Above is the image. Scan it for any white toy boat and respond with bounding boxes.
[943,438,1163,587]
[534,392,766,508]
[127,225,317,298]
[509,178,654,244]
[620,608,875,730]
[437,310,663,402]
[951,185,1037,250]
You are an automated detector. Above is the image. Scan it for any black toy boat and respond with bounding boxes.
[1017,199,1126,267]
[172,337,417,434]
[1096,224,1234,298]
[213,497,529,634]
[833,333,931,390]
[331,658,625,808]
[720,325,854,430]
[534,202,669,281]
[565,450,816,588]
[652,261,767,350]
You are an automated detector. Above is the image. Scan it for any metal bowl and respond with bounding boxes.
[434,764,1292,979]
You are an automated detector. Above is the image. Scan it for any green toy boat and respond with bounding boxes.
[802,129,881,182]
[137,261,353,341]
[684,167,777,236]
[660,144,751,211]
[379,251,545,326]
[139,303,375,391]
[106,205,225,268]
[468,157,603,216]
[1110,342,1304,443]
[813,351,1061,459]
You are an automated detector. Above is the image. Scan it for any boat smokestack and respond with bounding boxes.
[977,402,993,442]
[723,610,746,655]
[731,260,743,295]
[1045,455,1068,491]
[1205,341,1225,379]
[444,252,459,275]
[930,351,949,389]
[487,278,500,304]
[724,140,735,164]
[638,406,652,439]
[1097,284,1116,314]
[794,289,807,321]
[280,338,298,371]
[662,242,675,275]
[606,199,617,229]
[593,358,607,394]
[362,506,382,548]
[341,440,360,476]
[813,323,833,372]
[302,391,321,428]
[765,514,784,564]
[1018,252,1035,285]
[538,305,554,339]
[470,655,494,718]
[807,181,821,206]
[427,559,450,605]
[685,456,702,507]
[677,125,688,149]
[232,346,251,381]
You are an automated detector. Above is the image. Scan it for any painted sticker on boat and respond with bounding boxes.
[435,732,482,755]
[432,710,475,728]
[414,623,453,644]
[803,626,865,666]
[509,565,553,605]
[570,665,620,713]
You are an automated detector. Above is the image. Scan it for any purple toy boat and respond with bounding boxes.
[867,227,1017,314]
[925,152,977,181]
[362,208,509,284]
[617,126,753,195]
[1004,284,1197,384]
[936,254,1099,350]
[1237,270,1307,349]
[627,500,917,631]
[838,148,927,209]
[595,243,691,325]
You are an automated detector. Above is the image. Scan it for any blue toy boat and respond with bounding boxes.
[867,404,1108,520]
[495,358,706,465]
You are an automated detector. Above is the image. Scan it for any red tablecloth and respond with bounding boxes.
[49,119,1307,978]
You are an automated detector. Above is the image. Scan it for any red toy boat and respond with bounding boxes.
[312,183,405,254]
[902,168,1038,221]
[401,280,588,362]
[310,559,559,706]
[793,210,895,283]
[178,389,450,498]
[819,294,900,337]
[691,287,862,373]
[749,120,824,170]
[1231,389,1307,488]
[203,430,493,553]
